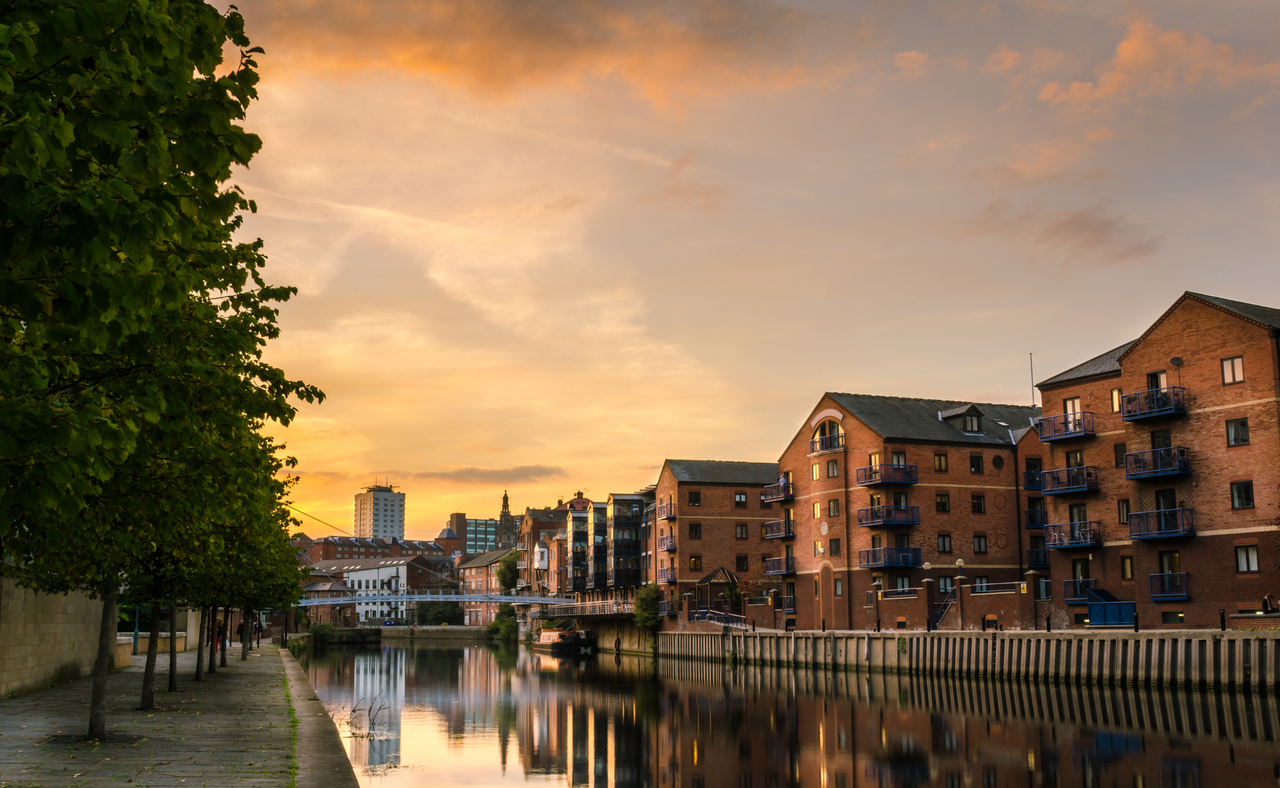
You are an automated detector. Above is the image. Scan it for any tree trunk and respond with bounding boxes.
[207,605,217,675]
[241,606,251,661]
[220,607,230,667]
[87,583,117,741]
[168,602,178,692]
[139,602,160,709]
[194,605,207,681]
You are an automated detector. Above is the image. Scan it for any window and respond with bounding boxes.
[974,534,988,553]
[812,463,821,481]
[827,459,839,477]
[1118,498,1130,524]
[734,492,747,508]
[814,540,822,557]
[1110,388,1123,412]
[1232,481,1255,510]
[974,575,989,591]
[830,538,841,556]
[1069,502,1088,522]
[964,414,980,432]
[814,579,820,596]
[688,491,701,506]
[813,502,822,519]
[1223,355,1244,385]
[936,493,950,513]
[834,578,843,596]
[992,455,1004,470]
[759,493,772,509]
[1162,611,1185,625]
[1065,449,1084,468]
[1237,545,1259,573]
[828,499,840,517]
[934,453,948,472]
[970,454,983,473]
[1121,555,1133,580]
[1227,418,1250,447]
[971,494,986,513]
[1114,442,1126,468]
[760,523,768,538]
[937,534,952,553]
[689,522,702,539]
[735,555,749,572]
[689,555,702,571]
[735,523,748,540]
[1151,429,1171,450]
[938,576,954,592]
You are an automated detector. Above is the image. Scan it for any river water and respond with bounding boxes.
[300,641,1280,787]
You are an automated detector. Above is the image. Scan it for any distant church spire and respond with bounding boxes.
[501,489,510,516]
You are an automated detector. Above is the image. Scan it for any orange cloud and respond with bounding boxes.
[648,151,726,212]
[245,0,871,107]
[959,199,1160,265]
[982,45,1022,73]
[894,50,935,80]
[976,132,1111,184]
[1039,19,1280,107]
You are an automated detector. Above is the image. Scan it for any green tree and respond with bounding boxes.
[416,601,464,626]
[632,583,662,634]
[496,551,518,593]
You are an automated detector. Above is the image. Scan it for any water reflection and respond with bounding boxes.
[301,642,1280,787]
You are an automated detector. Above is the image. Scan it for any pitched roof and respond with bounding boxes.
[1037,340,1136,388]
[310,556,434,573]
[663,459,779,485]
[458,548,515,570]
[697,566,738,585]
[1186,292,1280,331]
[302,581,353,594]
[826,393,1041,445]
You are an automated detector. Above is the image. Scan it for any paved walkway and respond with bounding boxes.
[0,645,298,788]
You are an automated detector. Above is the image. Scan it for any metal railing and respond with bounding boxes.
[855,464,919,486]
[690,609,749,628]
[1037,411,1095,441]
[764,556,796,575]
[658,600,677,616]
[1129,508,1195,539]
[762,519,795,539]
[761,481,793,502]
[970,581,1019,595]
[1124,446,1191,479]
[1150,572,1189,601]
[1026,509,1048,528]
[528,601,634,619]
[1041,466,1098,494]
[780,595,795,612]
[1045,521,1101,548]
[931,589,955,626]
[657,567,678,583]
[1063,578,1097,603]
[1023,471,1043,490]
[858,546,922,567]
[809,433,846,453]
[1121,386,1187,420]
[658,534,677,552]
[656,502,677,520]
[881,587,919,600]
[856,505,921,527]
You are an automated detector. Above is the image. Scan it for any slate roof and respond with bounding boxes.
[302,581,353,594]
[697,567,738,585]
[1189,292,1280,330]
[310,556,430,573]
[826,393,1041,445]
[664,459,779,485]
[458,548,515,570]
[1036,340,1136,388]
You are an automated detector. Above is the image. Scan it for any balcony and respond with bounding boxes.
[1027,549,1048,568]
[855,464,919,486]
[658,535,677,552]
[1045,521,1101,549]
[1041,466,1098,495]
[881,587,919,600]
[809,433,846,454]
[780,595,795,613]
[1063,578,1098,604]
[763,519,795,539]
[858,546,922,568]
[656,502,677,520]
[1121,386,1187,421]
[657,567,678,584]
[1037,412,1096,442]
[856,505,921,527]
[761,481,793,503]
[1129,508,1195,540]
[764,556,797,576]
[1023,471,1043,491]
[516,561,528,570]
[971,581,1020,595]
[658,600,678,616]
[1124,446,1191,480]
[1150,572,1189,602]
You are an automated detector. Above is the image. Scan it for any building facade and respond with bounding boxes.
[459,548,516,625]
[309,555,456,622]
[354,484,406,540]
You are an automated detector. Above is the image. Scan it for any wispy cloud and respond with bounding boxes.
[959,199,1161,265]
[410,466,567,484]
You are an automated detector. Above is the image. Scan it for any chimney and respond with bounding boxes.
[557,498,564,507]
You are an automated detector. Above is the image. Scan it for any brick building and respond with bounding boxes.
[308,555,457,623]
[459,548,515,625]
[516,506,568,594]
[295,535,449,564]
[649,460,779,625]
[1034,292,1280,630]
[777,394,1041,631]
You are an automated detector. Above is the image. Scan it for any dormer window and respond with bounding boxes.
[964,415,980,433]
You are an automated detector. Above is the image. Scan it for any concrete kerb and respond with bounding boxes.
[281,648,360,788]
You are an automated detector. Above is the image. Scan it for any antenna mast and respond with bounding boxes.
[1029,353,1036,407]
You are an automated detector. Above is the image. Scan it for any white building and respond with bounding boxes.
[312,557,422,622]
[354,484,406,540]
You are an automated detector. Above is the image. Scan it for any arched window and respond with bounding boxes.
[812,419,844,452]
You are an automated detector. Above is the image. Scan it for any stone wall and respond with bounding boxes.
[1,578,106,697]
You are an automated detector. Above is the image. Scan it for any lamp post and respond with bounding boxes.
[922,562,933,632]
[954,559,966,631]
[1024,569,1040,630]
[872,579,882,632]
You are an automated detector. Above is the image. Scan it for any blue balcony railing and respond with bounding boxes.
[780,595,795,613]
[1026,509,1048,528]
[1023,471,1043,490]
[1037,412,1095,441]
[1129,508,1194,540]
[762,519,795,539]
[658,600,677,616]
[1120,386,1187,421]
[1063,578,1098,604]
[1027,549,1048,568]
[761,481,793,502]
[764,556,796,576]
[810,433,846,454]
[858,546,922,568]
[855,464,919,486]
[1045,521,1101,548]
[1041,466,1098,494]
[881,587,919,600]
[856,505,921,527]
[1124,446,1190,479]
[657,535,677,552]
[1150,572,1189,601]
[656,502,677,520]
[658,567,677,584]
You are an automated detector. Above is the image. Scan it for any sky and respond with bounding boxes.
[225,0,1280,541]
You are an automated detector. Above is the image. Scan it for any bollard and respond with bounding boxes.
[1134,612,1139,633]
[982,617,987,632]
[1220,608,1227,631]
[876,617,881,633]
[1046,615,1052,634]
[822,618,826,633]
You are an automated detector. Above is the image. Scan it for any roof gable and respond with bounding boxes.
[1120,292,1280,364]
[662,459,779,485]
[825,393,1040,445]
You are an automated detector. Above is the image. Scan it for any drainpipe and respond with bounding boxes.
[843,437,853,631]
[1010,432,1024,575]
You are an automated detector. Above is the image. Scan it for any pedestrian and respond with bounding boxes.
[254,619,263,647]
[216,622,225,651]
[236,621,244,645]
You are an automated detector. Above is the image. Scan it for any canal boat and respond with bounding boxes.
[534,628,592,657]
